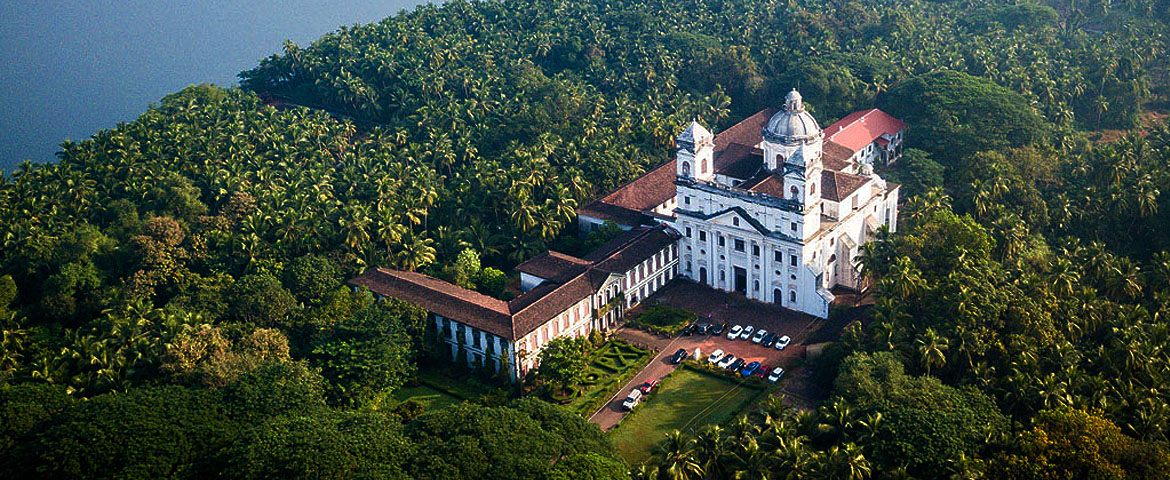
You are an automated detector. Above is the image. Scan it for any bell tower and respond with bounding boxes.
[676,120,714,182]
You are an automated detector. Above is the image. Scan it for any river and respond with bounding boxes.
[0,0,433,173]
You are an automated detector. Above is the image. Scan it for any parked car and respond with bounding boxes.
[717,354,737,369]
[729,358,745,371]
[739,325,754,340]
[682,323,696,336]
[707,349,725,364]
[741,361,760,376]
[762,333,778,348]
[622,389,643,410]
[727,325,743,340]
[639,378,661,394]
[710,323,724,335]
[697,323,710,335]
[775,335,792,350]
[671,348,688,364]
[751,329,767,344]
[757,364,771,378]
[767,367,785,383]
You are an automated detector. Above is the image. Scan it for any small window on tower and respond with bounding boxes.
[790,186,799,199]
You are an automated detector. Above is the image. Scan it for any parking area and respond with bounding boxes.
[589,280,825,430]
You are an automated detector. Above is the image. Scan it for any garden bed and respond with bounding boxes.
[562,340,653,417]
[626,305,696,336]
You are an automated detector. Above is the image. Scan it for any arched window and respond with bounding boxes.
[681,161,691,177]
[810,183,816,195]
[701,160,708,174]
[828,254,837,263]
[790,186,799,199]
[776,153,785,164]
[790,290,797,302]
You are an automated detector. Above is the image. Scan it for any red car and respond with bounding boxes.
[756,365,771,378]
[639,378,661,394]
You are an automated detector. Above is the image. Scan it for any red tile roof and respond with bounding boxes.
[822,142,855,172]
[714,108,776,152]
[349,225,679,340]
[821,170,870,202]
[599,160,677,213]
[577,200,652,226]
[746,173,786,197]
[515,251,591,282]
[823,108,904,152]
[715,143,765,180]
[348,268,514,338]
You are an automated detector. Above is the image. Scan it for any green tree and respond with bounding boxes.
[536,336,591,393]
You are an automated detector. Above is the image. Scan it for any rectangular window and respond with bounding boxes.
[699,230,707,242]
[774,250,782,262]
[752,244,760,256]
[686,227,692,238]
[718,235,725,247]
[791,222,797,231]
[790,254,798,267]
[473,329,482,348]
[684,196,691,205]
[734,239,745,252]
[733,217,740,227]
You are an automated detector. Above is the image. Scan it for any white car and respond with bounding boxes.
[767,367,785,383]
[726,325,743,340]
[716,354,736,369]
[622,389,643,410]
[707,349,725,364]
[751,329,767,344]
[775,335,792,350]
[739,325,754,340]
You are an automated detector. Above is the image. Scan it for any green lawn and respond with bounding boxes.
[609,367,762,464]
[392,383,462,412]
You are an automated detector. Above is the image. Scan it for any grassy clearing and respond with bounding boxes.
[391,383,462,412]
[609,367,763,464]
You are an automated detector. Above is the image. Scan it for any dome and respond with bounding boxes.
[762,89,821,144]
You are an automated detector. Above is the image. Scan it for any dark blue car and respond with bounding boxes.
[741,361,760,376]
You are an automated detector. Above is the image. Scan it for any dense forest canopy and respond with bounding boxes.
[2,0,1170,478]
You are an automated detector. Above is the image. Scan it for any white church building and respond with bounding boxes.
[580,90,902,318]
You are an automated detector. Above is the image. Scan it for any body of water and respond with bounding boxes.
[0,0,432,173]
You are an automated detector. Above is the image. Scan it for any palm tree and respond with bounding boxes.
[812,443,871,480]
[881,257,925,300]
[729,437,774,480]
[651,430,703,480]
[916,328,949,376]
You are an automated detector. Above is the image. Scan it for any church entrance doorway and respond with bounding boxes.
[734,267,747,294]
[699,267,707,285]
